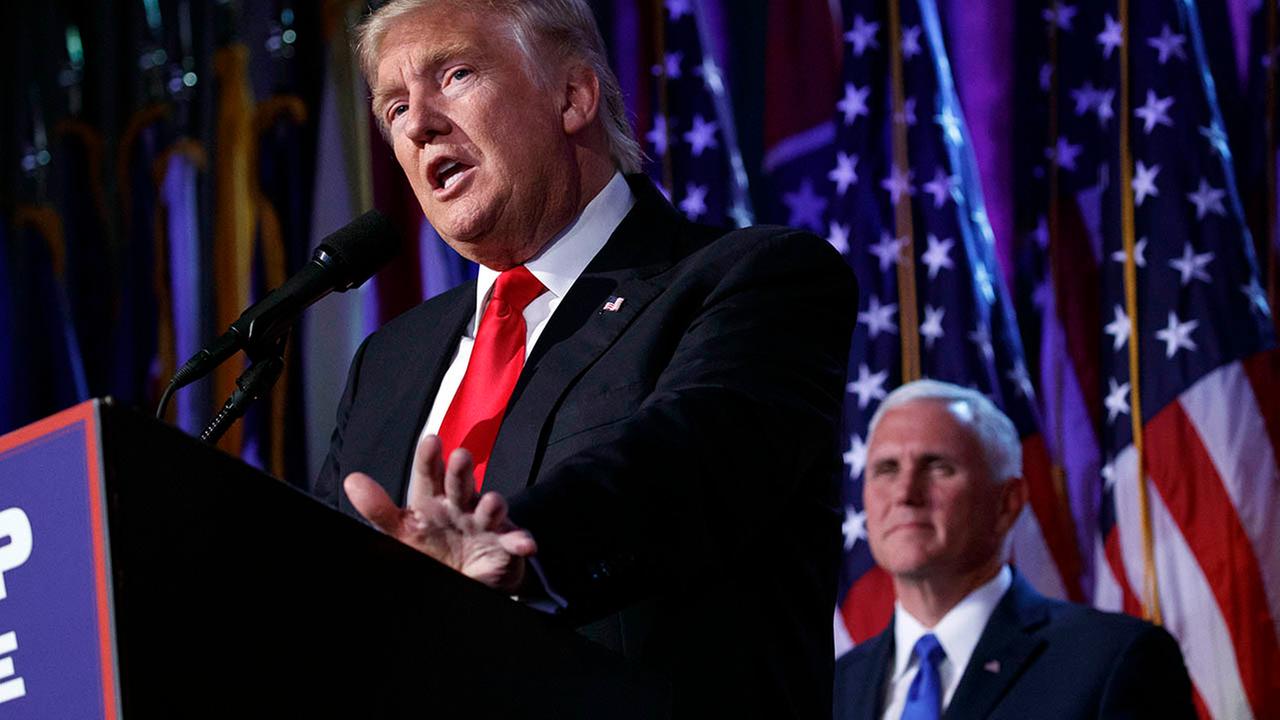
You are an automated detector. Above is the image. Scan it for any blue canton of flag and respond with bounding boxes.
[643,0,753,227]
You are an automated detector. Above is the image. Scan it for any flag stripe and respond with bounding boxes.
[1146,399,1280,718]
[839,565,895,643]
[1111,450,1255,720]
[1008,500,1067,600]
[1020,435,1084,599]
[1243,349,1280,474]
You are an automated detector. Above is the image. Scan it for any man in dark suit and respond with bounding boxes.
[833,380,1195,720]
[308,0,856,716]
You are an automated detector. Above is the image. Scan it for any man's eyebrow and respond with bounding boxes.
[371,40,480,110]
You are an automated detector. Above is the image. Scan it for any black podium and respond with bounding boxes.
[0,400,668,718]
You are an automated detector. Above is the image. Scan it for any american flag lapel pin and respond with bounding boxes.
[983,660,1001,674]
[601,295,625,313]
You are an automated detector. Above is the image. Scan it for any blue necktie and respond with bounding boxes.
[900,633,946,720]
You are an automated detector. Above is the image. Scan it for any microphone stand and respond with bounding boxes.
[199,333,288,444]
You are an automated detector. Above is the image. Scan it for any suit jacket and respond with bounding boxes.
[312,175,859,718]
[832,572,1196,720]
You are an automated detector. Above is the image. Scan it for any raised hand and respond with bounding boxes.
[344,434,537,593]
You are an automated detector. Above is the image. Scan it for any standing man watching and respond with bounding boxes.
[834,380,1195,719]
[309,1,857,716]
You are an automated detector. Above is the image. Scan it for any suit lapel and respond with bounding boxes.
[944,574,1050,719]
[848,628,895,720]
[481,176,685,498]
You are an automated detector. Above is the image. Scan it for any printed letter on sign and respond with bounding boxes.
[0,508,33,601]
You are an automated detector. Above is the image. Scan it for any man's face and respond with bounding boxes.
[372,5,582,268]
[862,399,1024,584]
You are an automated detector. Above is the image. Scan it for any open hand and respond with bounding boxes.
[344,435,536,593]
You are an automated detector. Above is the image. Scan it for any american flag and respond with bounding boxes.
[1013,1,1280,717]
[641,0,753,227]
[760,0,1085,658]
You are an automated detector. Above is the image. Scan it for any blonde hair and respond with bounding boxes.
[355,0,643,173]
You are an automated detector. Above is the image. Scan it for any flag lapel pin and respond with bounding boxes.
[983,660,1001,674]
[601,296,625,313]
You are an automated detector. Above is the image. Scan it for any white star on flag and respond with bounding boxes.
[1242,278,1272,316]
[1185,178,1227,219]
[921,234,955,279]
[923,168,957,208]
[858,295,899,339]
[683,114,719,157]
[1154,311,1199,358]
[920,305,946,349]
[678,183,708,220]
[658,51,683,79]
[1105,378,1131,423]
[1132,161,1161,206]
[843,434,868,478]
[968,324,995,362]
[665,0,692,21]
[695,56,724,94]
[1148,24,1187,64]
[1200,123,1231,158]
[936,105,963,145]
[1104,304,1131,352]
[1098,14,1123,58]
[1168,242,1214,285]
[1094,88,1115,126]
[828,152,859,195]
[1071,82,1100,115]
[869,232,907,272]
[1046,136,1083,171]
[1007,360,1035,399]
[838,83,871,125]
[845,15,879,56]
[646,114,669,156]
[1042,3,1077,31]
[842,506,867,550]
[1134,90,1175,134]
[848,363,889,409]
[1101,458,1118,492]
[826,221,851,255]
[881,166,915,205]
[782,179,828,232]
[1110,237,1148,267]
[894,97,917,127]
[901,25,923,59]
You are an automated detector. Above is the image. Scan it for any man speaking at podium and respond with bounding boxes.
[309,1,857,715]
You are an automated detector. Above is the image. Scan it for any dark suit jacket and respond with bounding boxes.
[832,572,1196,719]
[312,175,859,718]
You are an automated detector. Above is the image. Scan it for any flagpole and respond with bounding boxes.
[1266,0,1277,330]
[1118,0,1163,625]
[888,0,921,382]
[1044,0,1071,515]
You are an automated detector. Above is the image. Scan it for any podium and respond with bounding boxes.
[0,400,668,718]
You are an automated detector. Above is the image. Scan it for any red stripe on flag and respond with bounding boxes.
[1022,435,1084,600]
[1190,685,1211,720]
[1243,348,1280,475]
[1146,401,1280,719]
[1050,201,1104,429]
[1103,528,1145,618]
[840,566,894,644]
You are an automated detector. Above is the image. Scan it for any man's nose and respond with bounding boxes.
[403,99,450,145]
[894,467,929,505]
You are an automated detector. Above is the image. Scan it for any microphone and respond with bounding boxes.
[161,210,398,408]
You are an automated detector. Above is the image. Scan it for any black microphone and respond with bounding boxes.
[160,210,398,409]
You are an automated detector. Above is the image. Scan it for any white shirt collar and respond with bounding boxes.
[890,565,1012,683]
[471,171,634,334]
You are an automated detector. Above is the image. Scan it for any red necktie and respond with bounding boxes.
[437,265,546,490]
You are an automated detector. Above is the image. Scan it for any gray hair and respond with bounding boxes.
[867,379,1022,483]
[355,0,644,173]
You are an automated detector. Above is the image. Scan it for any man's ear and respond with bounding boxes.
[995,475,1029,535]
[562,62,601,135]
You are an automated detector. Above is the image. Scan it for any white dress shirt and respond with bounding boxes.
[879,565,1013,720]
[407,171,635,491]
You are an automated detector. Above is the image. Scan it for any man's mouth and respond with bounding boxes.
[430,157,474,193]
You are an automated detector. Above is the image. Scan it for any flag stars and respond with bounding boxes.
[1042,3,1077,31]
[923,168,958,208]
[869,232,907,272]
[828,151,859,195]
[920,305,946,348]
[1007,360,1035,400]
[1242,278,1272,317]
[683,114,720,157]
[1154,311,1199,358]
[826,221,851,255]
[1200,123,1232,159]
[901,25,923,60]
[936,105,964,146]
[1098,14,1123,58]
[646,114,668,156]
[838,83,871,125]
[848,363,889,409]
[1110,237,1148,267]
[1094,88,1115,126]
[695,56,724,94]
[859,295,899,339]
[894,97,918,127]
[782,178,828,232]
[1032,217,1050,249]
[844,435,868,478]
[1104,304,1131,351]
[1046,136,1083,171]
[969,324,995,362]
[1040,62,1054,91]
[1134,91,1175,134]
[881,165,915,205]
[1071,82,1100,116]
[655,51,683,79]
[845,15,880,56]
[842,506,867,549]
[921,234,955,279]
[1168,242,1214,285]
[1186,178,1227,219]
[665,0,692,21]
[1101,459,1117,492]
[678,183,708,220]
[1148,24,1187,64]
[1104,378,1131,423]
[1132,161,1161,206]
